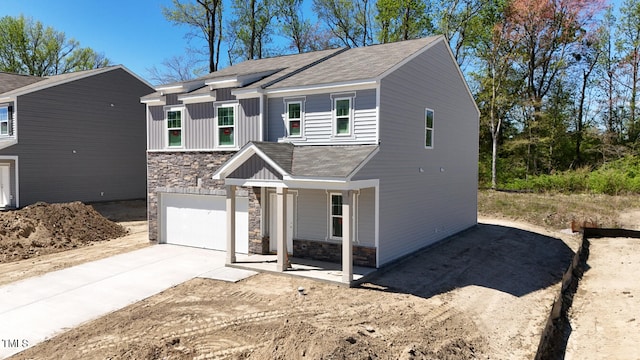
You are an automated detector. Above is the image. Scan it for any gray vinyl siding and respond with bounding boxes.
[295,189,327,241]
[0,68,153,206]
[294,188,375,247]
[266,89,378,144]
[147,94,261,150]
[357,187,375,247]
[228,154,282,180]
[0,158,18,207]
[353,40,479,266]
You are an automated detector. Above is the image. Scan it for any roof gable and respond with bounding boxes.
[1,66,151,100]
[213,142,379,182]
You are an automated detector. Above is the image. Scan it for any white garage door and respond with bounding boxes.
[160,193,249,253]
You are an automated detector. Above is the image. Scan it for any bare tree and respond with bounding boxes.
[163,0,223,72]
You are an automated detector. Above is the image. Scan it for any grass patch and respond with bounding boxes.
[479,190,640,230]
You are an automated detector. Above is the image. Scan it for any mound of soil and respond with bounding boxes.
[0,202,127,263]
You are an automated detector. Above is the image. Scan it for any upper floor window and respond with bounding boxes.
[334,98,351,135]
[166,107,183,147]
[425,108,434,148]
[217,104,235,147]
[287,102,302,137]
[0,107,9,136]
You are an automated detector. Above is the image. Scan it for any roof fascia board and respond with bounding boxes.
[440,39,481,117]
[232,88,264,99]
[177,92,216,104]
[212,144,290,180]
[377,36,480,117]
[1,66,118,98]
[377,36,442,81]
[117,65,155,89]
[206,70,281,89]
[157,80,204,94]
[140,96,166,105]
[346,146,380,180]
[263,80,378,98]
[224,178,379,191]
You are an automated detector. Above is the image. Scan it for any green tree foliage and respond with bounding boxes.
[276,0,333,52]
[0,15,109,76]
[228,0,276,62]
[376,0,432,43]
[313,0,374,47]
[616,0,640,142]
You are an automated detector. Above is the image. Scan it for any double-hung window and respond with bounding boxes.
[166,107,183,147]
[287,102,302,137]
[334,98,351,135]
[425,108,434,148]
[330,194,343,238]
[0,107,10,136]
[217,105,235,147]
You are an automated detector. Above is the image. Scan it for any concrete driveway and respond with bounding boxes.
[0,244,256,359]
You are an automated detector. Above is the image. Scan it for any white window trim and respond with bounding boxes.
[328,192,343,240]
[164,106,184,149]
[0,106,11,136]
[284,97,305,139]
[425,108,434,149]
[215,102,238,149]
[331,93,356,138]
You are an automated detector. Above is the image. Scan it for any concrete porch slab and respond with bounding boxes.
[229,253,378,286]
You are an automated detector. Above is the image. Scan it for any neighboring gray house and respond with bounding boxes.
[142,36,479,284]
[0,66,153,207]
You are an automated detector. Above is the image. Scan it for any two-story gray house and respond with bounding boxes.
[0,66,153,207]
[142,36,479,284]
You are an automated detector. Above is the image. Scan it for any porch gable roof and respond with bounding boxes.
[212,141,379,182]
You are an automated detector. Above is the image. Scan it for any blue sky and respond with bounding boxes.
[1,0,626,84]
[3,0,193,82]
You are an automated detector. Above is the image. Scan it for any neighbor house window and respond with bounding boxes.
[0,107,9,135]
[166,108,182,147]
[287,101,302,137]
[425,108,434,148]
[334,98,351,135]
[217,105,235,146]
[330,194,343,238]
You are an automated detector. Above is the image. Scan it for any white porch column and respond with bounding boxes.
[342,190,354,284]
[226,185,236,265]
[276,187,288,271]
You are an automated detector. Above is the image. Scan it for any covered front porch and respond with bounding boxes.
[228,253,378,286]
[213,141,380,286]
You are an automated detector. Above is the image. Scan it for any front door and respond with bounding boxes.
[269,192,294,253]
[0,164,10,207]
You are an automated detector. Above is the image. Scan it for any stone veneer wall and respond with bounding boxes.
[147,151,267,254]
[293,239,377,268]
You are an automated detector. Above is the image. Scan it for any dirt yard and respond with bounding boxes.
[0,200,149,286]
[2,198,639,359]
[7,215,580,360]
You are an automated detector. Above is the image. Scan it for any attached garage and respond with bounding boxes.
[159,193,249,253]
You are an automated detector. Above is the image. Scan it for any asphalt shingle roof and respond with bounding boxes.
[268,36,440,89]
[249,141,378,178]
[148,36,443,96]
[0,73,43,94]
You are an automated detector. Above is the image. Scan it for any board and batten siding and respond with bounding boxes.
[293,188,375,247]
[147,95,261,150]
[0,68,153,206]
[266,89,378,145]
[353,39,479,266]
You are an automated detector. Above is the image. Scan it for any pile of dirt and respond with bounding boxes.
[0,202,127,263]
